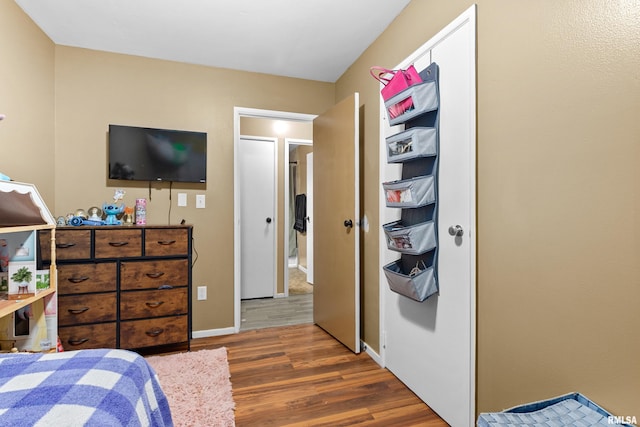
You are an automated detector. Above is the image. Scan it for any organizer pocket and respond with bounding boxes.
[383,258,438,302]
[385,81,438,126]
[383,220,436,255]
[383,175,435,208]
[386,127,437,163]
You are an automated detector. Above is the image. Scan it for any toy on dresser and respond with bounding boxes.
[102,203,124,225]
[63,189,130,226]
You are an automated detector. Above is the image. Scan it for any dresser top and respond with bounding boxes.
[53,224,193,230]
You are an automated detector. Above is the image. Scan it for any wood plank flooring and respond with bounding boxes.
[241,294,313,331]
[192,324,448,426]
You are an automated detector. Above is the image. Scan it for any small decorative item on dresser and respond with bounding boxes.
[87,206,103,222]
[122,206,134,225]
[103,203,124,225]
[135,198,146,225]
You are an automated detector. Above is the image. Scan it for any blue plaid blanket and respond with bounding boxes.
[0,348,173,427]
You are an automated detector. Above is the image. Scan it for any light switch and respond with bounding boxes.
[177,193,187,207]
[196,194,206,209]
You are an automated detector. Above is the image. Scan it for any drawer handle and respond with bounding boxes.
[68,276,89,283]
[157,240,176,246]
[108,241,129,247]
[68,338,89,346]
[146,328,164,337]
[68,307,90,315]
[158,285,174,290]
[56,242,76,249]
[145,301,165,308]
[146,272,165,279]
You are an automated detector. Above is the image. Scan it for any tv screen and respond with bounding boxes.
[108,124,207,183]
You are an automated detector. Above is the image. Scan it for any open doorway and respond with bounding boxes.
[234,108,316,332]
[284,138,313,295]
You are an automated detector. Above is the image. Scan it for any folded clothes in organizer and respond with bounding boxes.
[383,175,435,209]
[383,219,436,255]
[386,127,438,163]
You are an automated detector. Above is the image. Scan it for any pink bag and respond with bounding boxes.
[370,66,422,119]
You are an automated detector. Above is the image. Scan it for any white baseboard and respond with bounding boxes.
[298,265,307,273]
[192,327,235,339]
[362,340,383,367]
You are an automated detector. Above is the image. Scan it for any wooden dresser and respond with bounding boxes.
[39,225,192,352]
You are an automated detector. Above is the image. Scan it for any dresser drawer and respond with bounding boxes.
[120,288,187,320]
[145,228,189,256]
[120,259,189,290]
[58,293,117,326]
[57,262,116,295]
[95,229,142,258]
[40,229,91,261]
[59,322,117,350]
[120,315,188,349]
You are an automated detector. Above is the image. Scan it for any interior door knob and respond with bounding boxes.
[448,225,463,237]
[344,219,353,228]
[266,217,272,224]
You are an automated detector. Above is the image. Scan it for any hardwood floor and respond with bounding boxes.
[192,324,448,426]
[241,294,313,331]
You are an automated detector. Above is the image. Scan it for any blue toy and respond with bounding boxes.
[103,203,125,225]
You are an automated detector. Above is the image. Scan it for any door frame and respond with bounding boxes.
[239,135,278,299]
[305,152,314,285]
[234,107,316,332]
[283,138,313,296]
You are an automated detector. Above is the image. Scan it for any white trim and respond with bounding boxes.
[362,340,383,367]
[284,137,312,297]
[192,327,236,339]
[353,93,361,354]
[466,7,478,425]
[234,107,316,333]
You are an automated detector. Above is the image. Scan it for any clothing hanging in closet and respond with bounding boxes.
[293,194,307,233]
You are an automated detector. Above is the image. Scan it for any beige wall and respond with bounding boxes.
[0,2,55,206]
[337,0,639,416]
[53,47,332,333]
[239,117,312,293]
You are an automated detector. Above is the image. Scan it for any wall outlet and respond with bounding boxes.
[197,286,207,300]
[196,194,206,209]
[177,193,187,207]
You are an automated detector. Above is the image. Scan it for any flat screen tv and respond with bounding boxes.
[108,124,207,183]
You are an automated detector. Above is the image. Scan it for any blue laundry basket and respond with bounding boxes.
[477,392,635,427]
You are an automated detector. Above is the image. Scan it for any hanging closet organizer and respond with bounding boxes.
[382,62,440,302]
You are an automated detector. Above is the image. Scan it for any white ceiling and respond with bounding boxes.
[15,0,411,83]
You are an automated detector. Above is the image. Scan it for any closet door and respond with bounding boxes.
[239,136,277,299]
[380,7,476,427]
[313,93,360,353]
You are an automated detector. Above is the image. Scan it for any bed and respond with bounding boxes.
[0,348,173,426]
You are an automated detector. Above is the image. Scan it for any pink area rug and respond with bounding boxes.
[146,348,235,427]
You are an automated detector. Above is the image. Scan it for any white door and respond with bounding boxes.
[306,152,314,284]
[239,136,276,299]
[380,6,476,427]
